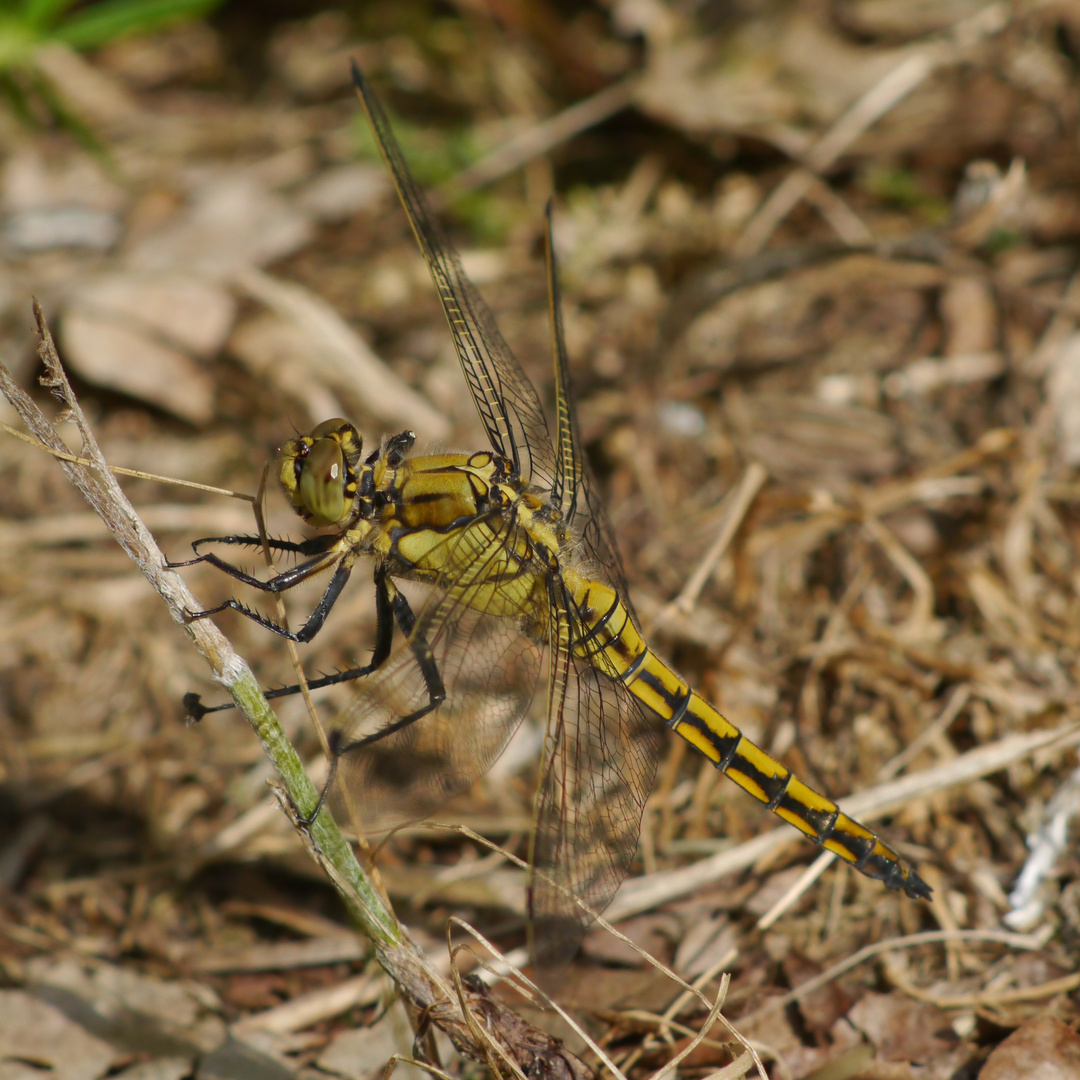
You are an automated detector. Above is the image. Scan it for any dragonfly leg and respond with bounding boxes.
[171,532,340,594]
[166,532,336,571]
[181,537,354,647]
[173,530,350,647]
[299,576,447,827]
[183,555,351,643]
[336,578,448,756]
[184,563,397,721]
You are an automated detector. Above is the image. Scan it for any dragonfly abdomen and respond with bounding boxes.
[668,691,930,897]
[565,570,930,901]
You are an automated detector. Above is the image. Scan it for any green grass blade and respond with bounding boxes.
[53,0,221,50]
[21,0,81,32]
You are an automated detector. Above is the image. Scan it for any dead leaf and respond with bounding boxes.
[0,990,119,1080]
[848,991,955,1064]
[979,1016,1080,1080]
[60,309,215,424]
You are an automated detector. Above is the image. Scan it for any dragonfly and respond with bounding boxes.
[177,61,931,956]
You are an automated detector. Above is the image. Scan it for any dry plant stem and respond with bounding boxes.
[0,502,259,551]
[0,307,398,948]
[448,76,639,193]
[895,968,1080,1009]
[1,306,594,1079]
[739,927,1050,1028]
[734,50,936,256]
[618,958,740,1076]
[382,1055,456,1080]
[651,461,769,631]
[445,916,762,1080]
[230,972,380,1035]
[0,418,252,500]
[442,829,766,1079]
[755,851,835,932]
[437,923,599,1080]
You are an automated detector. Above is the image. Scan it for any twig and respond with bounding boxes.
[737,927,1050,1026]
[650,461,769,631]
[0,418,253,500]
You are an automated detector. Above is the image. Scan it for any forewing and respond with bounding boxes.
[528,572,662,965]
[352,64,557,492]
[331,512,545,832]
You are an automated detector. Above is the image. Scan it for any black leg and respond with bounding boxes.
[185,563,395,720]
[175,541,342,600]
[182,553,352,642]
[166,533,337,570]
[171,531,350,640]
[336,581,447,752]
[176,524,356,643]
[299,583,447,826]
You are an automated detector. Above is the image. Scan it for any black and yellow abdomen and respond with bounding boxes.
[562,569,929,900]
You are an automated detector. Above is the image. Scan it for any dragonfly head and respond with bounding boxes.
[279,418,364,528]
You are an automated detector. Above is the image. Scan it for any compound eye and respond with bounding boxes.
[298,436,346,526]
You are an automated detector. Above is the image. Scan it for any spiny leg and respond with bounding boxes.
[301,577,447,826]
[167,532,338,583]
[171,532,352,643]
[184,562,397,721]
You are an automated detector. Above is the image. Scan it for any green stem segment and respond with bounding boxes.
[227,669,403,950]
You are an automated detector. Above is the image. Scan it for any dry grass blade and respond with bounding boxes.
[738,926,1050,1027]
[445,915,763,1080]
[450,76,639,193]
[0,418,254,501]
[650,461,769,631]
[0,305,232,675]
[424,825,764,1077]
[6,5,1080,1074]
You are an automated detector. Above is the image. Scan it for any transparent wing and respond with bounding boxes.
[527,572,662,964]
[347,71,660,951]
[352,64,557,492]
[543,206,635,605]
[332,512,545,831]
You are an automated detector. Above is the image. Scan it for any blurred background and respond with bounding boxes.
[2,1,1080,1077]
